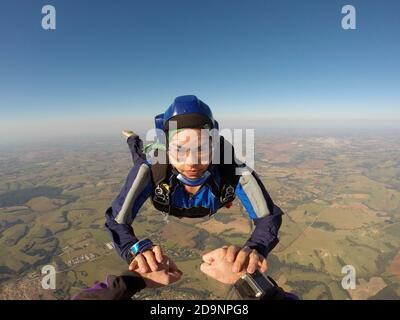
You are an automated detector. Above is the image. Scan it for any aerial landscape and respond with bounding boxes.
[0,128,399,300]
[1,0,399,305]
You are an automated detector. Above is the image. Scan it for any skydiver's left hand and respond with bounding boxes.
[224,245,268,274]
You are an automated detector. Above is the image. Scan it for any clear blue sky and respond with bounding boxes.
[0,0,399,140]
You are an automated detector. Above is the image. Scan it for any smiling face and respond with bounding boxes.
[168,128,212,179]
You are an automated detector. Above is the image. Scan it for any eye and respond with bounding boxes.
[171,145,187,156]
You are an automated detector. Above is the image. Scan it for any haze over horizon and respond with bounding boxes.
[1,0,399,143]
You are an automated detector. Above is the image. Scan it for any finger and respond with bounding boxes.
[232,247,250,273]
[129,259,138,271]
[142,250,159,272]
[226,245,240,263]
[258,258,268,273]
[152,245,163,264]
[247,250,260,274]
[135,254,150,273]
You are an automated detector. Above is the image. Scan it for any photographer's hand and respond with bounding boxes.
[200,247,244,284]
[200,246,268,284]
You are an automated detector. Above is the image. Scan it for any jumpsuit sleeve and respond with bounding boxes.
[235,166,283,258]
[71,272,147,300]
[105,156,153,263]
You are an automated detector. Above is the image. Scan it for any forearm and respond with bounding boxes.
[105,207,138,263]
[104,159,152,263]
[245,204,283,257]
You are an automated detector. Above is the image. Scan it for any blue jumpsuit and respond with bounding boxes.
[105,136,283,263]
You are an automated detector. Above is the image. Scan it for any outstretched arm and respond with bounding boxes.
[236,167,283,257]
[105,157,153,263]
[220,166,283,274]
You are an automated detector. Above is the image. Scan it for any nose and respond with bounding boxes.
[185,149,199,165]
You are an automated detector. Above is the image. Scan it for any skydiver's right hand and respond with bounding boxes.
[129,245,164,273]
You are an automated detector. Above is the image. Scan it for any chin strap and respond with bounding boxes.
[176,170,211,186]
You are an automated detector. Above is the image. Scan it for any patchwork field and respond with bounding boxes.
[0,131,399,299]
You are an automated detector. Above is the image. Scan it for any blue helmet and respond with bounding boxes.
[155,95,219,133]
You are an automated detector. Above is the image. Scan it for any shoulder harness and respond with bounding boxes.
[150,135,241,218]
